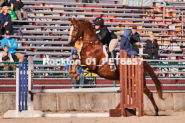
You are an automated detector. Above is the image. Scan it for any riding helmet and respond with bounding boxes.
[93,17,104,27]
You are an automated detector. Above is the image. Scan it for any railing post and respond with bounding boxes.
[113,80,116,93]
[113,80,116,87]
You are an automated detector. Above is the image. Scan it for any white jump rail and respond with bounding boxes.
[31,87,121,93]
[34,113,109,118]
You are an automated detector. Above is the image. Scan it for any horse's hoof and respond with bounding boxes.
[111,68,117,72]
[111,69,116,72]
[110,65,117,72]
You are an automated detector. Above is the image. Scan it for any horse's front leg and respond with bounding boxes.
[70,64,78,73]
[69,64,80,80]
[69,60,80,74]
[68,64,76,74]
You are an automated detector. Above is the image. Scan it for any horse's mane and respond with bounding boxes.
[78,19,92,25]
[77,19,96,34]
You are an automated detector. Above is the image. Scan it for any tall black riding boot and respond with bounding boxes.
[110,50,117,71]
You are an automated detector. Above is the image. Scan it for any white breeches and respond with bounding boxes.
[109,38,119,52]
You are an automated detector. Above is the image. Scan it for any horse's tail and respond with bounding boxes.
[143,62,164,100]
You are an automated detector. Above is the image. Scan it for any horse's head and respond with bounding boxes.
[68,18,84,46]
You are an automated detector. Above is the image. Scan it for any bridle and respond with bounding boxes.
[70,21,100,51]
[70,22,80,42]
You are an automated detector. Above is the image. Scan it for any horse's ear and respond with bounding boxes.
[69,18,73,24]
[73,18,77,24]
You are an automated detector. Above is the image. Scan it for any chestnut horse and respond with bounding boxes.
[68,18,164,115]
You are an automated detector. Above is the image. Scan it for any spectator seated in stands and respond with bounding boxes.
[130,26,141,53]
[120,29,138,57]
[1,30,24,62]
[0,6,13,35]
[145,34,159,59]
[66,49,84,88]
[0,45,15,77]
[11,0,27,20]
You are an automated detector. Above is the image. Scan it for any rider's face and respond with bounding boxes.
[95,25,100,30]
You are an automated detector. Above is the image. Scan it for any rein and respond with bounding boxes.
[81,37,99,51]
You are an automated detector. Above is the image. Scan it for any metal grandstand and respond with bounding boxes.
[0,0,184,93]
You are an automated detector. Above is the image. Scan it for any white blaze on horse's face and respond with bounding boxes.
[68,25,74,44]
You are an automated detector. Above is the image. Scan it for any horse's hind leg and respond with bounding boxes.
[143,73,159,116]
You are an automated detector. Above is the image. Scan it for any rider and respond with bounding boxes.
[93,17,118,71]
